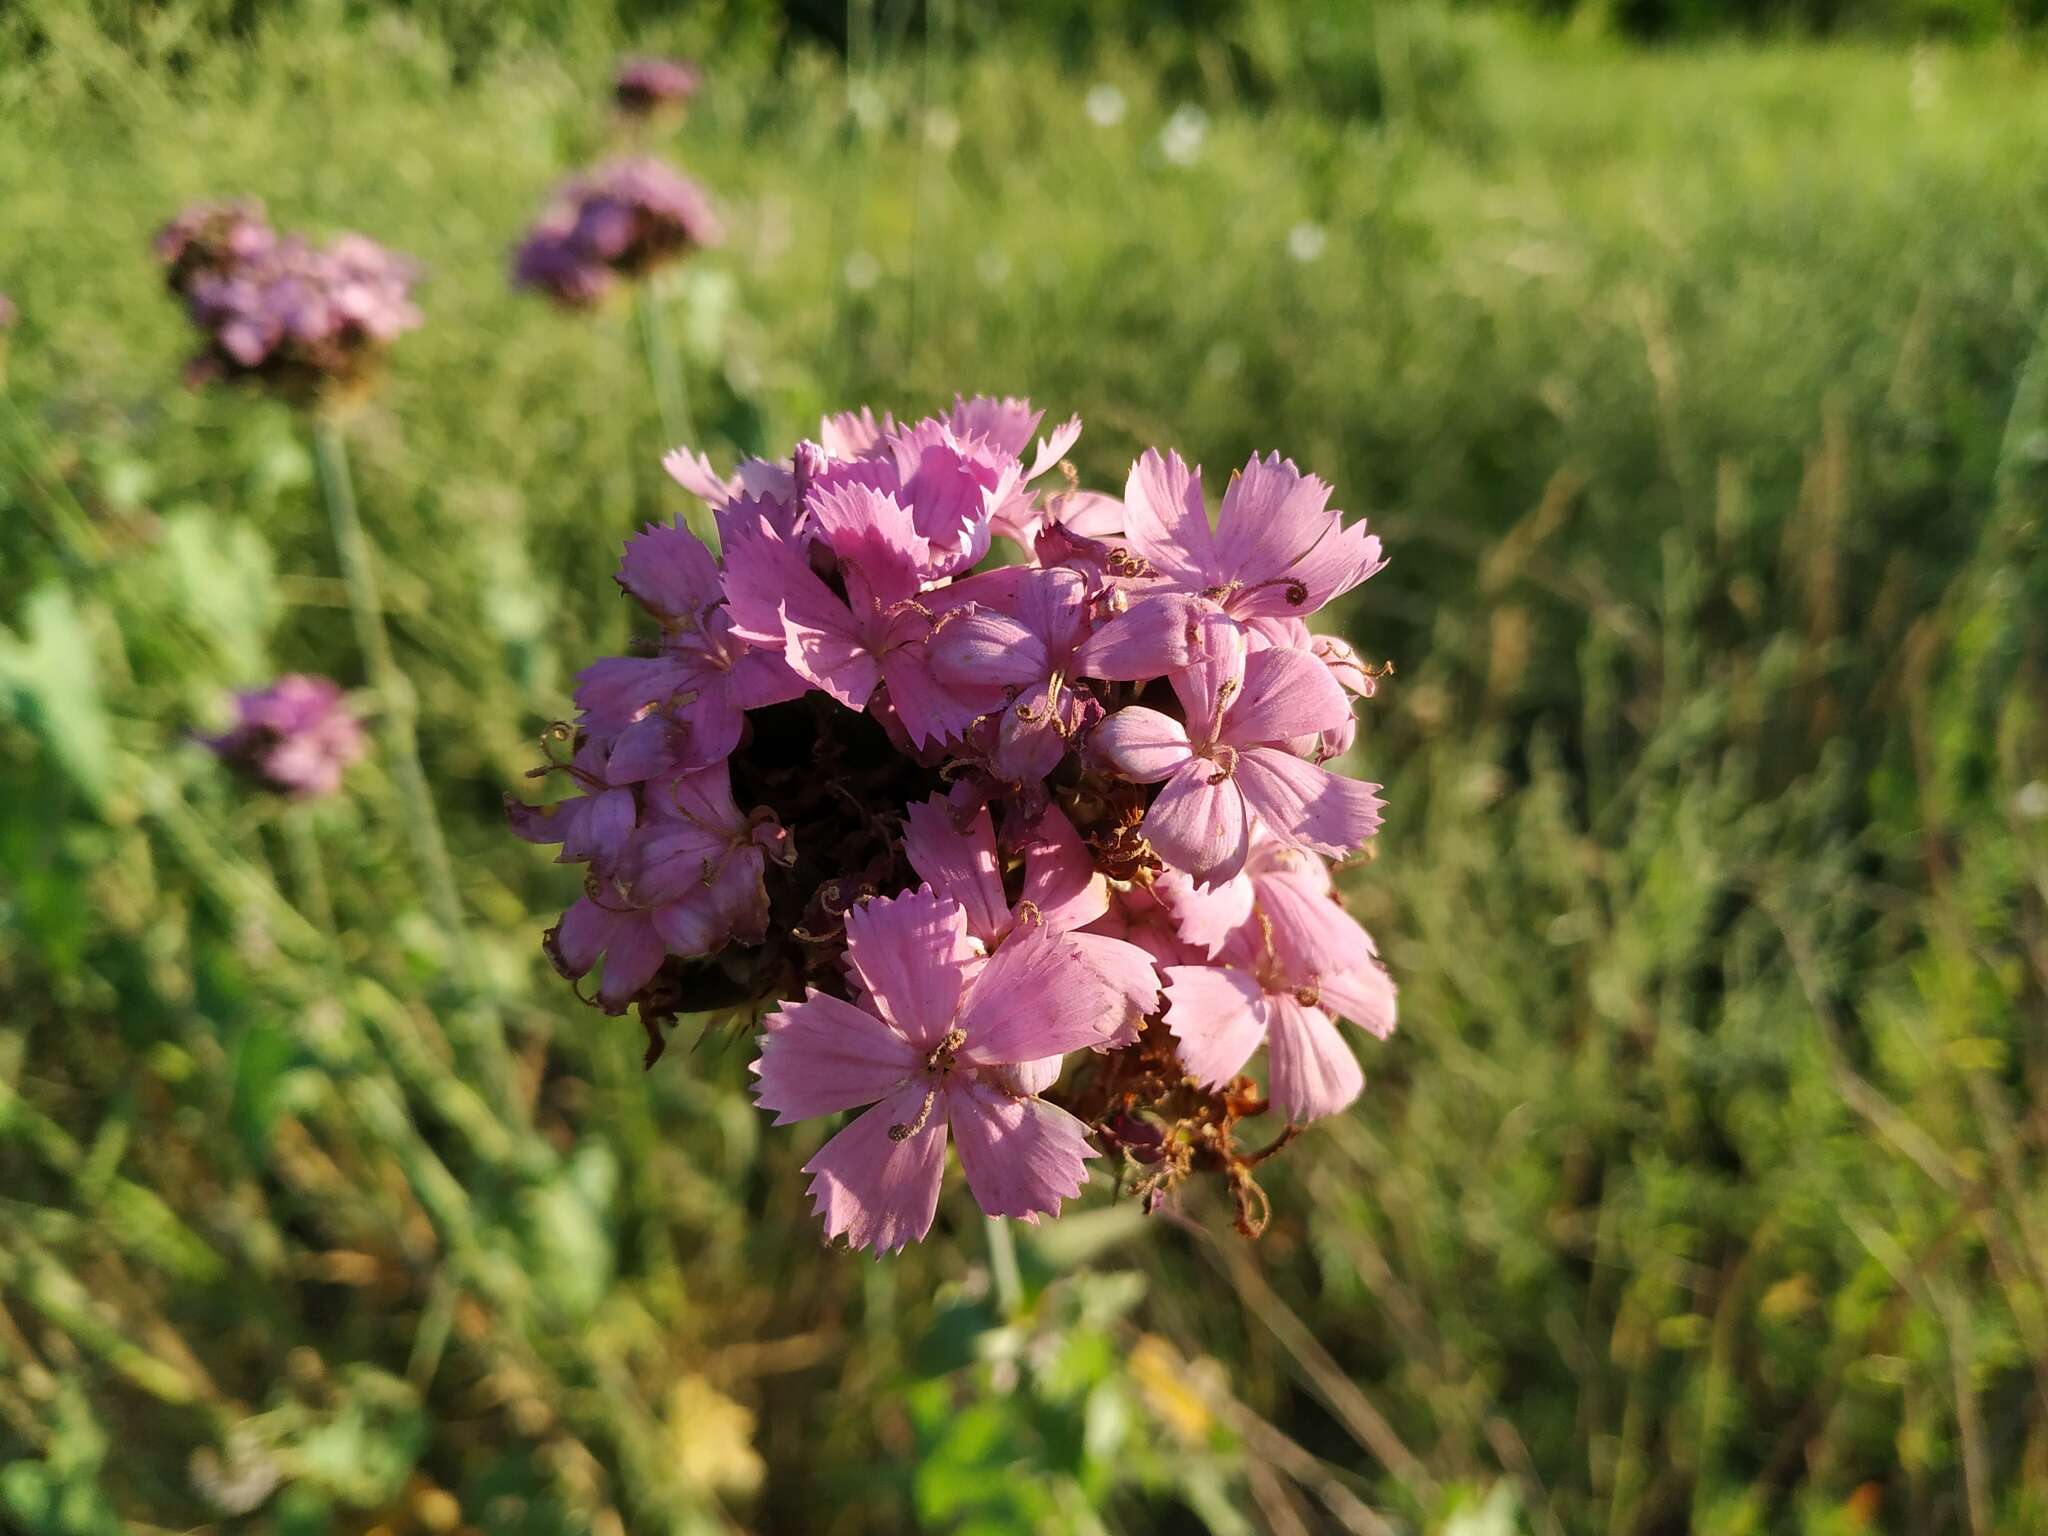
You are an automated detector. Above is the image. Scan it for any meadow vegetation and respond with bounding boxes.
[1,2,2045,1531]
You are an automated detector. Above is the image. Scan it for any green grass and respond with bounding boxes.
[2,4,2045,1533]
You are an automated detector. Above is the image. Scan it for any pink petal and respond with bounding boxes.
[902,795,1010,943]
[661,446,738,505]
[1073,593,1222,681]
[948,1078,1096,1222]
[1059,490,1125,537]
[1256,867,1377,984]
[594,911,667,1011]
[751,990,920,1123]
[1157,867,1256,957]
[1263,995,1364,1121]
[560,786,636,868]
[718,508,838,646]
[1144,763,1251,887]
[878,646,999,750]
[1318,960,1398,1041]
[616,518,722,619]
[1252,520,1386,618]
[506,796,572,846]
[648,764,743,830]
[728,647,808,710]
[1223,644,1352,746]
[842,886,975,1047]
[991,1056,1063,1096]
[958,926,1135,1064]
[552,895,625,974]
[1085,883,1201,970]
[1063,931,1163,1047]
[1163,964,1269,1088]
[802,1085,950,1254]
[946,394,1043,456]
[819,406,895,458]
[574,654,688,737]
[784,600,883,710]
[1018,804,1110,931]
[1212,451,1336,592]
[1233,748,1385,857]
[1023,415,1084,482]
[1011,565,1091,660]
[1090,705,1192,783]
[805,482,927,607]
[651,847,768,954]
[605,690,740,782]
[1121,448,1216,587]
[1166,620,1248,743]
[928,607,1048,688]
[990,681,1069,783]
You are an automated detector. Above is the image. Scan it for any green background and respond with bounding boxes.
[2,0,2045,1531]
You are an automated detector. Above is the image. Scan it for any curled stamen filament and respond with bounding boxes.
[888,1088,938,1142]
[1206,744,1239,785]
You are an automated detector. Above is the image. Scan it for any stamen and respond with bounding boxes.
[924,1027,968,1070]
[888,1088,938,1142]
[1206,744,1239,785]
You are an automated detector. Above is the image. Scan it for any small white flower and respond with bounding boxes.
[1159,104,1208,166]
[1287,221,1327,263]
[1085,83,1126,127]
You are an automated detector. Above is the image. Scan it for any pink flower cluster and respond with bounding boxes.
[510,396,1397,1251]
[154,199,421,395]
[511,157,723,308]
[203,674,367,799]
[614,55,701,117]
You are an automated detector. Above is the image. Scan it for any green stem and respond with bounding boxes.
[282,807,335,945]
[310,416,471,980]
[635,281,716,547]
[636,278,696,449]
[985,1214,1022,1318]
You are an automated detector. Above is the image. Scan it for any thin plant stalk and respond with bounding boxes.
[635,279,715,546]
[282,807,335,945]
[310,415,472,981]
[985,1213,1023,1318]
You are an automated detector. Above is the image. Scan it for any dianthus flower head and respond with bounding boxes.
[509,398,1400,1246]
[203,674,365,799]
[614,55,701,117]
[156,201,420,400]
[511,157,722,308]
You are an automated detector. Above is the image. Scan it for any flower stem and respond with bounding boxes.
[985,1214,1023,1318]
[282,807,335,944]
[635,279,716,547]
[310,415,471,982]
[636,277,696,449]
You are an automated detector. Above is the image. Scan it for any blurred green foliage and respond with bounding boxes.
[2,1,2046,1532]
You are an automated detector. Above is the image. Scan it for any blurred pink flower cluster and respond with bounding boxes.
[154,199,421,396]
[613,54,701,117]
[511,157,723,307]
[509,396,1397,1251]
[203,674,366,800]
